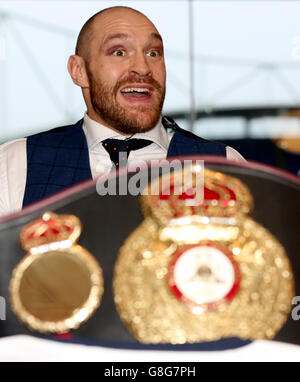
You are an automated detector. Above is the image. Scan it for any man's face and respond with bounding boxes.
[85,10,166,134]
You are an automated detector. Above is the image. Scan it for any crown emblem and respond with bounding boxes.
[20,212,82,251]
[141,166,253,225]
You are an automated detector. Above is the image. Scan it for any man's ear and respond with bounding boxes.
[67,55,89,88]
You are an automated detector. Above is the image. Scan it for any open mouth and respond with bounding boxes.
[120,85,153,102]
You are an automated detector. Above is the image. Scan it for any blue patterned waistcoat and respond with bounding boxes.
[22,116,226,207]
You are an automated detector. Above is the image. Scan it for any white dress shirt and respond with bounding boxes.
[0,113,245,217]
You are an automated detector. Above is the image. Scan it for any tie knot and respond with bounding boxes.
[102,138,152,168]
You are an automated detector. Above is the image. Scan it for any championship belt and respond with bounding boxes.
[9,212,103,334]
[113,166,295,343]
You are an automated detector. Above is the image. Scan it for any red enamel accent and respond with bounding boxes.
[203,186,220,200]
[212,182,237,201]
[178,188,196,200]
[55,333,73,340]
[167,243,241,311]
[159,185,197,201]
[26,218,74,240]
[159,185,222,202]
[64,225,73,233]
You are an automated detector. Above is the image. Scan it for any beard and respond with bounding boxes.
[86,66,165,134]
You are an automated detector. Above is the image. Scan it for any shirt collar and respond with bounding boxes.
[82,112,169,153]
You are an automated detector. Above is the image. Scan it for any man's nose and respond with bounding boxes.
[129,52,152,77]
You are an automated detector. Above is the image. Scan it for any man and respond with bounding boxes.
[0,6,244,216]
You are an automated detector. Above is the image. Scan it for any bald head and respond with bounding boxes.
[68,5,166,134]
[75,6,156,61]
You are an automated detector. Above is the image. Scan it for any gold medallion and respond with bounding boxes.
[114,165,294,344]
[9,212,103,334]
[167,241,241,312]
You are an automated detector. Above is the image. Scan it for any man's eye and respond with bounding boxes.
[113,50,126,56]
[147,50,159,57]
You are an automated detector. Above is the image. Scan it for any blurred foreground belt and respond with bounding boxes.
[0,157,299,347]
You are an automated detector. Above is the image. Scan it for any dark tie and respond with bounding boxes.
[102,138,152,168]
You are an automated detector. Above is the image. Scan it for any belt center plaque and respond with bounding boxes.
[113,165,294,344]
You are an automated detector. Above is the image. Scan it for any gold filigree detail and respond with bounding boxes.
[114,167,294,344]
